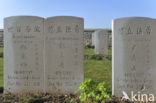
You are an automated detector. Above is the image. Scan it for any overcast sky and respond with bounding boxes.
[0,0,156,29]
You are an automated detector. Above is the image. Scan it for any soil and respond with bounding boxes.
[0,93,136,103]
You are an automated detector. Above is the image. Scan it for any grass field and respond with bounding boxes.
[0,47,112,93]
[0,46,3,87]
[84,48,112,93]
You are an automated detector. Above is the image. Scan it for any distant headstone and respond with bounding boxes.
[107,30,112,48]
[4,16,44,93]
[112,17,156,96]
[44,16,84,94]
[94,30,108,55]
[91,31,96,46]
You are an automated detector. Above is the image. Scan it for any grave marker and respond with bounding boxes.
[44,16,84,94]
[112,17,156,96]
[4,16,44,93]
[95,30,108,55]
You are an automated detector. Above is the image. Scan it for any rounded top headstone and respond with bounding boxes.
[112,16,156,97]
[46,16,83,20]
[4,15,43,20]
[113,17,155,21]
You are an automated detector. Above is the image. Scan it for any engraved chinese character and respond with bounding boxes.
[146,26,151,35]
[66,26,71,33]
[120,27,124,34]
[127,27,132,34]
[48,26,54,33]
[26,26,31,32]
[56,26,62,33]
[59,61,64,68]
[16,26,21,32]
[132,44,136,51]
[75,25,79,33]
[20,45,27,50]
[137,27,142,34]
[34,26,40,32]
[131,54,136,61]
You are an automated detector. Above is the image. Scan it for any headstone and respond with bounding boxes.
[112,17,156,96]
[4,16,44,93]
[107,30,112,48]
[44,16,84,94]
[91,31,96,46]
[94,30,108,55]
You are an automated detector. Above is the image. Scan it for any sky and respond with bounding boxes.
[0,0,156,29]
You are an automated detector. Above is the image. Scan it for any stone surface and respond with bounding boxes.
[112,17,156,96]
[4,16,44,93]
[94,30,109,55]
[44,16,84,94]
[91,31,96,46]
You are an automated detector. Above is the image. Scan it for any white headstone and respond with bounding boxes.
[95,30,108,55]
[4,16,44,93]
[112,17,156,96]
[91,31,96,46]
[44,16,84,94]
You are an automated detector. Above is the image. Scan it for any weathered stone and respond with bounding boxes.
[44,16,84,94]
[112,17,156,97]
[4,16,44,93]
[94,30,109,55]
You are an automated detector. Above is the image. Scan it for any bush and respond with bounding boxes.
[77,79,110,103]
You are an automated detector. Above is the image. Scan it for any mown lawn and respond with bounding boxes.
[0,46,3,87]
[0,46,3,53]
[84,48,112,93]
[0,47,112,93]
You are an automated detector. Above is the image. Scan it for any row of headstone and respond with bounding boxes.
[113,17,156,97]
[4,16,156,97]
[4,16,84,94]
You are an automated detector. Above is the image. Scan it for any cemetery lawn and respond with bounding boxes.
[0,46,3,53]
[0,46,3,87]
[84,48,112,93]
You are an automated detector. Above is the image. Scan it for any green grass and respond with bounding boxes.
[84,48,94,55]
[0,47,112,93]
[0,46,3,87]
[0,46,3,53]
[84,48,112,93]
